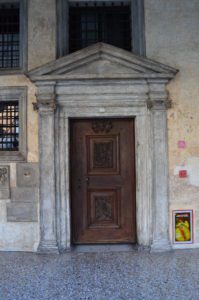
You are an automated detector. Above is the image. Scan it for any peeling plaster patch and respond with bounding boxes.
[187,157,199,187]
[170,176,199,204]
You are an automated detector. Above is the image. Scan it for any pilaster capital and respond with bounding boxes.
[147,99,172,111]
[147,79,172,111]
[32,81,57,114]
[33,94,57,114]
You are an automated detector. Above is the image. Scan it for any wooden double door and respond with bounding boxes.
[70,118,136,244]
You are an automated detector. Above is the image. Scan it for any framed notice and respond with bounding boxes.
[173,210,193,244]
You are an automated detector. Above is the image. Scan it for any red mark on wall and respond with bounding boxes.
[179,170,187,178]
[178,141,186,149]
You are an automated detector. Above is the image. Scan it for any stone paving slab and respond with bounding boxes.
[0,249,199,300]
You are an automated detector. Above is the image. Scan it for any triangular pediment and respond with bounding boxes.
[28,43,177,81]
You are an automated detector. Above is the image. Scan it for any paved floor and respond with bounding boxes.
[0,249,199,300]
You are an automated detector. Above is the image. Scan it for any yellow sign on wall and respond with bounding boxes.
[173,210,193,244]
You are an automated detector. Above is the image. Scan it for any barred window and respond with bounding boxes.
[0,87,27,161]
[0,3,20,68]
[0,101,19,151]
[69,3,131,53]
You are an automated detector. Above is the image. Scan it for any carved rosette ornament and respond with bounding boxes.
[92,120,113,133]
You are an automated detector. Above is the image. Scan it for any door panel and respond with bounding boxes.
[70,118,136,244]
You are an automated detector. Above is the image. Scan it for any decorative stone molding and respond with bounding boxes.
[147,99,172,110]
[0,166,10,199]
[0,167,8,184]
[34,82,57,113]
[34,97,57,113]
[28,43,178,253]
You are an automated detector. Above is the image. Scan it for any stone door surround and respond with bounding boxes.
[28,43,177,253]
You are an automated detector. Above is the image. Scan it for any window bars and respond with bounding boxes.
[0,3,20,68]
[69,3,131,53]
[0,101,19,151]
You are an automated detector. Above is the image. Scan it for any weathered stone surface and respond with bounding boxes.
[16,163,39,187]
[0,166,10,199]
[7,202,38,222]
[0,189,10,199]
[28,43,177,253]
[11,187,39,203]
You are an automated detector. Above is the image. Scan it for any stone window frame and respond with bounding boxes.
[56,0,146,57]
[0,0,28,75]
[0,87,27,161]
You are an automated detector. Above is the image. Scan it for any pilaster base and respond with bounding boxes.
[37,240,59,254]
[150,239,172,253]
[58,246,72,253]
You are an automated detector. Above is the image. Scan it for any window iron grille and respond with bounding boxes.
[0,3,20,68]
[69,3,131,53]
[0,101,19,151]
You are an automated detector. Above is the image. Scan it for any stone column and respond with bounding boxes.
[148,81,172,252]
[36,82,59,253]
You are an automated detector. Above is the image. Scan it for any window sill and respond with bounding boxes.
[0,68,25,76]
[0,151,26,162]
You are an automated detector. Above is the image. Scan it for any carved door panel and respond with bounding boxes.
[70,118,136,244]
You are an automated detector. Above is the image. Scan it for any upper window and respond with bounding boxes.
[57,0,145,57]
[0,87,27,161]
[0,0,27,72]
[69,3,131,53]
[0,3,20,68]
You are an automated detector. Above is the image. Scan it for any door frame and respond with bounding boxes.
[56,108,151,251]
[34,79,172,253]
[51,80,170,253]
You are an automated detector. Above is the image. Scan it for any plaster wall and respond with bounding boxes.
[145,0,199,247]
[0,0,56,251]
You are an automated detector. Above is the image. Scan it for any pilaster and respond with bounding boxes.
[148,80,172,252]
[36,82,59,254]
